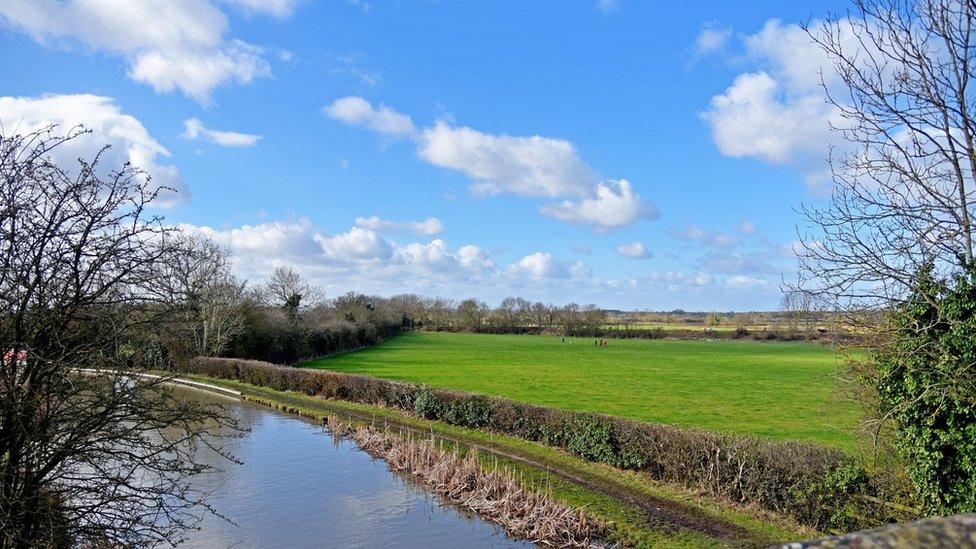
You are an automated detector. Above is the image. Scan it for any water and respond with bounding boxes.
[177,387,530,548]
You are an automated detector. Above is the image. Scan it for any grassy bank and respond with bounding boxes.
[299,332,859,450]
[184,374,813,548]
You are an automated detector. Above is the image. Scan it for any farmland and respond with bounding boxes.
[300,332,861,450]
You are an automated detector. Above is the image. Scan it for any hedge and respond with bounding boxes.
[180,356,902,531]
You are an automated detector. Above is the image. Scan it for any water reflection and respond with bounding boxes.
[177,387,530,548]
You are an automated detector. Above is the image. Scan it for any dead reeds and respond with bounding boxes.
[329,417,602,548]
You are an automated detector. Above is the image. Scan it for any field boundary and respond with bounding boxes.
[185,374,810,546]
[179,356,905,533]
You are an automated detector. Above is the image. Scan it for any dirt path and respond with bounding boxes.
[236,386,755,544]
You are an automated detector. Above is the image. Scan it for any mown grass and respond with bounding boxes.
[299,331,860,450]
[184,375,812,548]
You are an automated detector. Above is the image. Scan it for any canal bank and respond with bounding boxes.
[180,373,814,548]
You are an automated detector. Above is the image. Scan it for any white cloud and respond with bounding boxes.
[355,216,444,236]
[323,96,416,138]
[700,18,865,190]
[396,240,494,274]
[616,241,652,259]
[180,218,322,260]
[739,219,758,235]
[541,179,658,231]
[0,1,275,103]
[175,215,789,308]
[725,275,769,289]
[572,244,592,255]
[0,93,186,207]
[325,97,658,230]
[221,0,300,18]
[418,121,596,198]
[507,252,591,280]
[182,118,262,147]
[694,23,731,56]
[457,245,494,271]
[669,225,740,249]
[701,71,837,165]
[316,227,393,262]
[596,0,621,14]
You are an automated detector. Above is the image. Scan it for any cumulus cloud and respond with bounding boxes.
[180,218,322,260]
[739,219,758,235]
[507,252,591,280]
[539,179,658,231]
[182,118,262,147]
[700,18,861,190]
[419,121,596,198]
[178,218,498,290]
[0,0,280,103]
[323,96,416,138]
[0,93,187,207]
[316,227,393,262]
[324,97,658,230]
[397,240,494,274]
[668,225,740,249]
[572,244,592,255]
[701,71,837,165]
[355,216,444,236]
[616,241,652,259]
[177,216,786,308]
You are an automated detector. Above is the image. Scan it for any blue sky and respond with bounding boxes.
[0,0,850,310]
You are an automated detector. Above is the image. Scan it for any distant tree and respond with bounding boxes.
[530,302,553,329]
[558,303,582,335]
[154,234,247,358]
[457,298,488,331]
[582,304,607,334]
[263,266,322,319]
[0,127,233,546]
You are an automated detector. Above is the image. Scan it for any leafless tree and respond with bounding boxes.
[797,0,976,310]
[0,127,235,546]
[153,234,247,358]
[263,265,323,314]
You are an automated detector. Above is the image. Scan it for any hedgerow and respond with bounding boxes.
[180,356,903,531]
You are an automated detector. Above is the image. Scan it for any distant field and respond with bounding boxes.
[300,332,860,450]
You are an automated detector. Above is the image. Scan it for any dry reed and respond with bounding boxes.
[328,417,602,548]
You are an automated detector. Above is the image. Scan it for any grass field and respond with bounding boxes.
[300,332,860,450]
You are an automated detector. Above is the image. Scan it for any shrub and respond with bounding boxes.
[567,414,617,464]
[413,385,443,419]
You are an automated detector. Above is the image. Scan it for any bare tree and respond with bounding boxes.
[797,0,976,309]
[457,298,488,331]
[0,127,234,546]
[154,234,247,358]
[263,265,323,315]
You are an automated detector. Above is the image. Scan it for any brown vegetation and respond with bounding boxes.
[328,417,600,547]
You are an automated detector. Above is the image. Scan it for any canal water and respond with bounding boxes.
[178,386,530,548]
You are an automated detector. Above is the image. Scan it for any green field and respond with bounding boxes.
[300,332,860,450]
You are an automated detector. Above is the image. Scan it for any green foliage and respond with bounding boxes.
[795,463,869,532]
[413,385,443,419]
[567,414,618,464]
[874,265,976,515]
[442,396,494,428]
